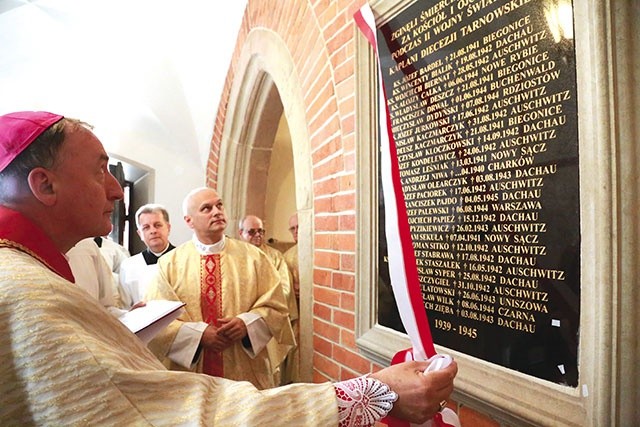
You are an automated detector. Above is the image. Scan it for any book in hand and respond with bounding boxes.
[118,299,186,344]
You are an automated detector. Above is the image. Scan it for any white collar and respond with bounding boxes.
[150,243,171,257]
[192,234,226,254]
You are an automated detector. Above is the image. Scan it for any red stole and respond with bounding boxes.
[200,254,223,376]
[0,205,74,282]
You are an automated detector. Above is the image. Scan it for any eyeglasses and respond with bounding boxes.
[246,228,265,236]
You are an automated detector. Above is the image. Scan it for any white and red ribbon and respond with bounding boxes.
[354,5,459,427]
[353,2,435,366]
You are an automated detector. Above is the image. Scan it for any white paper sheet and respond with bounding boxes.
[118,299,185,344]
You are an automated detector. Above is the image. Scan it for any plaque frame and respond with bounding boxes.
[354,0,639,425]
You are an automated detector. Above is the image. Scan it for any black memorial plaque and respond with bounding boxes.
[375,0,580,386]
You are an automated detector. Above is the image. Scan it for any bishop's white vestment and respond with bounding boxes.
[0,206,338,426]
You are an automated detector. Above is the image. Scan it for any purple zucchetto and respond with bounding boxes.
[0,111,64,172]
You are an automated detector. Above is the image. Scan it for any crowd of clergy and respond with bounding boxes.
[69,195,302,389]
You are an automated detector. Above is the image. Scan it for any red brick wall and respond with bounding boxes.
[207,1,500,425]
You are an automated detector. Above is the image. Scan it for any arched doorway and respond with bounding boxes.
[217,29,314,382]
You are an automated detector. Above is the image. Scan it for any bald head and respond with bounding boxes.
[183,187,227,244]
[288,212,298,243]
[182,187,210,216]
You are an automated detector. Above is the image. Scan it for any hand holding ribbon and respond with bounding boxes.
[354,5,460,427]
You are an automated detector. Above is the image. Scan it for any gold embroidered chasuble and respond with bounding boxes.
[147,238,294,389]
[0,244,337,425]
[260,243,298,384]
[283,243,300,295]
[283,243,301,383]
[261,243,298,322]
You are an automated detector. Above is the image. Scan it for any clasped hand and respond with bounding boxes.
[201,317,248,352]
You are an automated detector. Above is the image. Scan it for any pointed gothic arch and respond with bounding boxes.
[217,28,314,381]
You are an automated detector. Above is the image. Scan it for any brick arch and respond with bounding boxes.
[216,26,322,382]
[209,0,367,383]
[217,65,283,229]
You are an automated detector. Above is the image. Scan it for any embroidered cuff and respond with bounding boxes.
[334,375,398,427]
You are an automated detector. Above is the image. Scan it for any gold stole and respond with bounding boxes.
[200,254,223,377]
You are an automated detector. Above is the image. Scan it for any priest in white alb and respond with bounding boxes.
[119,203,176,309]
